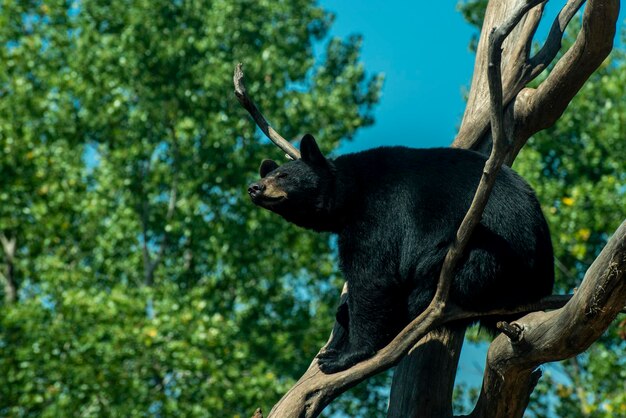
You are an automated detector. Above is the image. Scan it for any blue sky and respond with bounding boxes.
[325,0,476,151]
[321,0,626,154]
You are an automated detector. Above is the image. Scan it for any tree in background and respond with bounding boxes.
[0,0,383,416]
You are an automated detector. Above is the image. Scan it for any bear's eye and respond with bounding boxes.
[276,172,288,179]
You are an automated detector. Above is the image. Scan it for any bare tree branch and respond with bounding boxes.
[527,0,586,78]
[233,63,301,160]
[446,293,625,317]
[511,0,620,158]
[452,0,611,158]
[496,321,524,342]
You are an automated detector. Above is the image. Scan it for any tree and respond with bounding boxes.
[243,0,626,416]
[0,0,383,416]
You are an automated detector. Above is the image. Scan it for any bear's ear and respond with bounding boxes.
[259,159,279,178]
[300,133,326,165]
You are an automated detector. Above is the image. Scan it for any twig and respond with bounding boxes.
[233,63,301,160]
[528,0,586,78]
[497,321,524,342]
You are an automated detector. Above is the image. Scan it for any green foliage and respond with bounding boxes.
[0,0,383,416]
[457,0,488,29]
[453,383,480,415]
[456,0,488,51]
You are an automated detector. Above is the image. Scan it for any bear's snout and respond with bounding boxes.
[248,179,288,206]
[248,182,265,199]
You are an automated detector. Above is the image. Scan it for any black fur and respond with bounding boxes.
[248,135,554,374]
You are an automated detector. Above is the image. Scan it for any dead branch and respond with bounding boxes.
[512,0,620,158]
[527,0,586,79]
[233,63,301,160]
[496,321,524,342]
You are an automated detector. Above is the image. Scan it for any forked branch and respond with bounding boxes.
[453,0,616,159]
[527,0,586,78]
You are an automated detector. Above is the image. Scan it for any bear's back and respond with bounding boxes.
[334,147,536,228]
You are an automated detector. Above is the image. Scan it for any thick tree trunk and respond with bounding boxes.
[387,327,465,418]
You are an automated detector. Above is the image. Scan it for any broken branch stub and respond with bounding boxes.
[233,63,301,160]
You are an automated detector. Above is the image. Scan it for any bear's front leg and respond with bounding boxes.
[318,295,350,358]
[317,285,399,374]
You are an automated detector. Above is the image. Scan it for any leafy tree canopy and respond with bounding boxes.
[0,0,383,415]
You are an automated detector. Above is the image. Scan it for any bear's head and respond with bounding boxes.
[248,134,339,231]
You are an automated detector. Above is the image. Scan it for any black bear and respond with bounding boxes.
[248,134,554,374]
